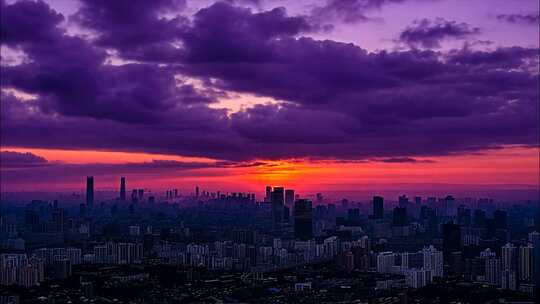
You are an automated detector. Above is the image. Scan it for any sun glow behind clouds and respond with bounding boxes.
[1,146,538,192]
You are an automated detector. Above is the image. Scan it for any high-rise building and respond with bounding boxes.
[131,189,138,203]
[283,205,290,223]
[502,269,517,290]
[494,210,508,229]
[442,222,461,263]
[501,243,518,272]
[345,251,355,272]
[398,195,409,208]
[457,206,471,226]
[285,189,295,206]
[52,208,64,233]
[195,186,200,197]
[373,196,384,219]
[265,186,272,202]
[271,187,285,227]
[294,199,313,241]
[519,243,533,282]
[485,257,501,286]
[422,245,443,278]
[473,209,486,228]
[392,207,407,226]
[347,209,361,226]
[443,195,455,217]
[120,177,126,201]
[377,252,395,273]
[528,231,540,288]
[86,176,94,208]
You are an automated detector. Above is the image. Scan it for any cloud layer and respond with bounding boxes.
[1,0,538,165]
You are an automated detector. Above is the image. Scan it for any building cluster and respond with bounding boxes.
[0,177,539,303]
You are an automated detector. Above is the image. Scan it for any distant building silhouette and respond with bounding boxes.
[120,177,126,201]
[285,189,295,207]
[294,199,313,240]
[271,187,285,227]
[392,207,407,226]
[265,186,272,202]
[443,222,461,263]
[373,196,384,219]
[86,176,94,208]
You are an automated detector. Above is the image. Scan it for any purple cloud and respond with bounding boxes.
[0,0,538,164]
[0,0,64,45]
[71,0,187,62]
[496,13,539,25]
[398,18,481,48]
[182,2,312,63]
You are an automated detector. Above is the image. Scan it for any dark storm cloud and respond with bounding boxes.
[0,0,538,163]
[1,1,217,124]
[0,0,64,45]
[182,2,313,62]
[496,13,539,25]
[398,18,481,48]
[71,0,187,62]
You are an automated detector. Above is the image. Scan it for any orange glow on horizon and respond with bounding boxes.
[1,145,538,192]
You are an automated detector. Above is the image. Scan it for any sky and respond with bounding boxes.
[0,0,539,198]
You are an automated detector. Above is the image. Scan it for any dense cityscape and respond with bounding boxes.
[0,176,538,303]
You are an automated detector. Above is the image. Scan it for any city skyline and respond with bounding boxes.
[1,0,539,195]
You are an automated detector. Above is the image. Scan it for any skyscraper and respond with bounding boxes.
[195,186,199,197]
[86,176,94,208]
[285,189,295,207]
[518,244,533,282]
[422,245,443,278]
[442,222,461,263]
[373,196,384,219]
[294,199,313,240]
[485,257,501,286]
[528,231,540,288]
[501,243,518,272]
[443,195,455,217]
[265,186,272,202]
[473,209,486,228]
[271,187,285,227]
[392,207,407,226]
[494,210,507,229]
[120,177,126,201]
[398,195,409,208]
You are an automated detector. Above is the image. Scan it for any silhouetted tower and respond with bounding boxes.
[392,207,407,226]
[265,186,272,202]
[86,176,94,208]
[195,186,200,197]
[373,196,384,219]
[294,199,313,240]
[120,177,126,201]
[443,222,461,263]
[285,189,295,206]
[271,187,285,227]
[494,209,508,229]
